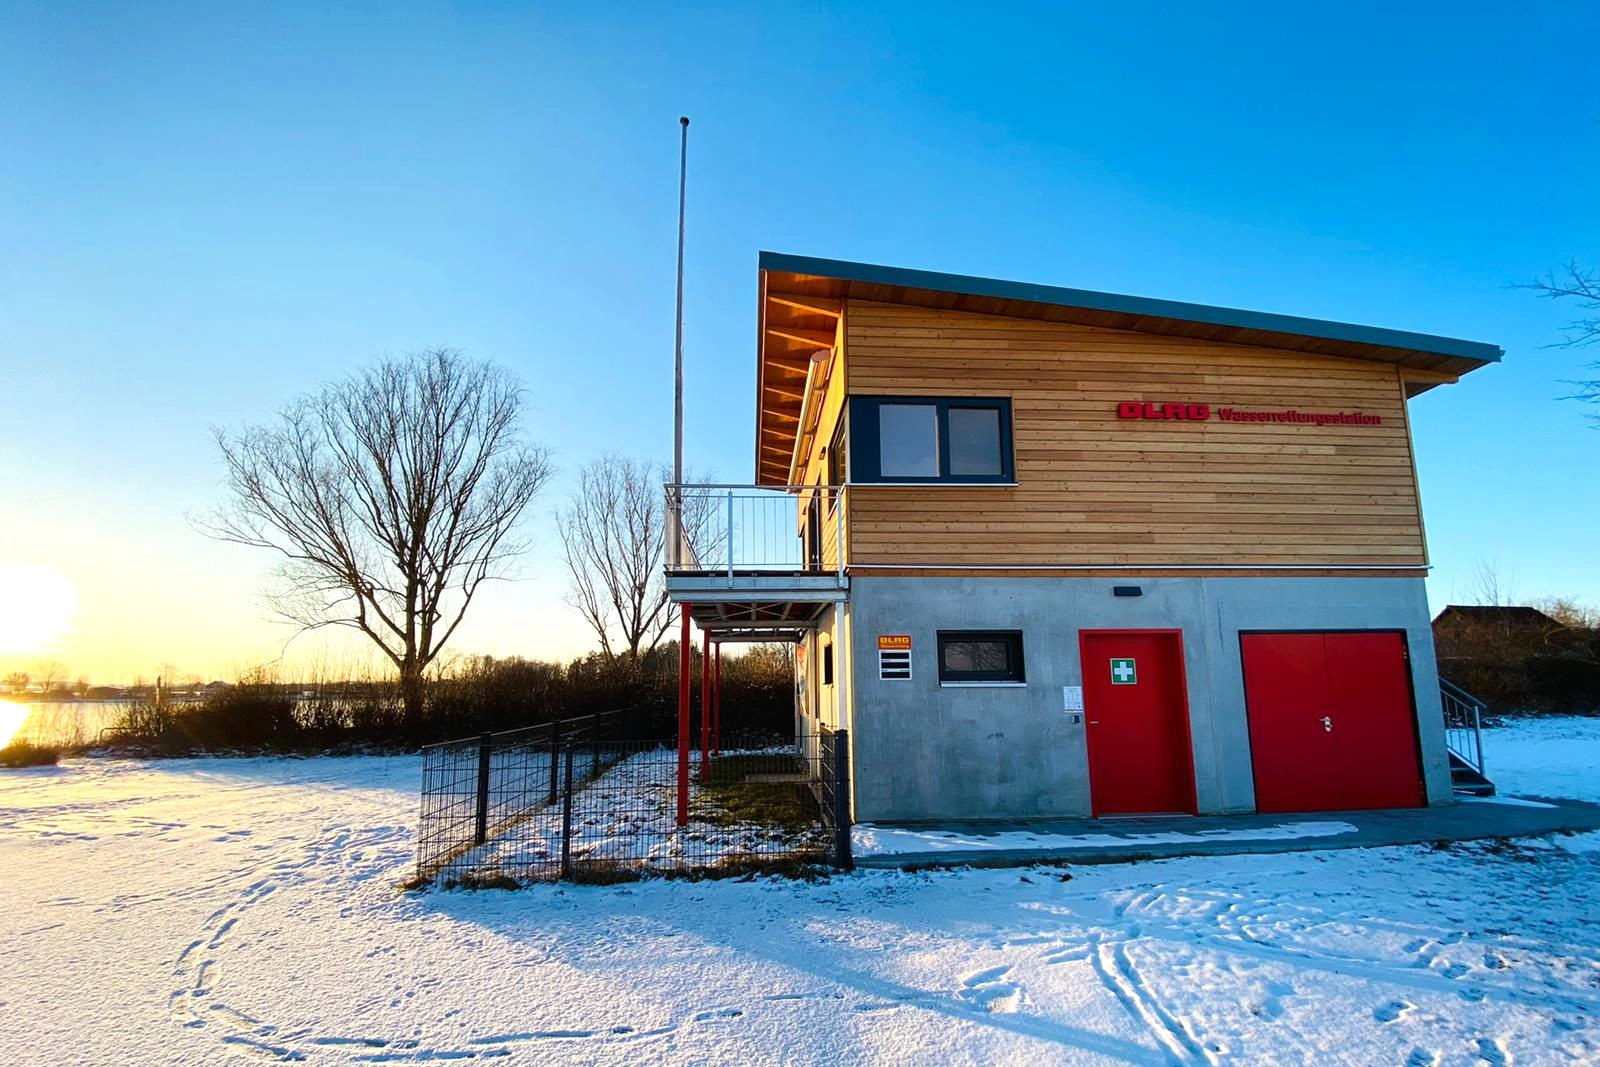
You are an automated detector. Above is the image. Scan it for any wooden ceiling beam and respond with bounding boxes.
[768,293,843,317]
[766,325,836,348]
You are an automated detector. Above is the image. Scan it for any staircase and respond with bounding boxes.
[1440,677,1495,797]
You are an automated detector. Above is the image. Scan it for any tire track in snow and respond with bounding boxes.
[1088,930,1219,1067]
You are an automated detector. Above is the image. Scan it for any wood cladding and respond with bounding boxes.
[841,300,1427,569]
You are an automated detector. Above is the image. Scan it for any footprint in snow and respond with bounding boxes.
[1374,999,1414,1024]
[1405,1045,1441,1067]
[1475,1036,1511,1065]
[958,965,1025,1014]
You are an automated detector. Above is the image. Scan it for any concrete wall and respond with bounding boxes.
[844,575,1452,823]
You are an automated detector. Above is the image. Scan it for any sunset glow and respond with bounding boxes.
[0,562,76,656]
[0,700,29,748]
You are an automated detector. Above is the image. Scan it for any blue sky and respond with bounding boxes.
[1,2,1595,680]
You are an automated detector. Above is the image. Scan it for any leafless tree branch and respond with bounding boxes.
[556,455,721,664]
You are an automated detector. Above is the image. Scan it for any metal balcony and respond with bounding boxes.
[664,483,848,639]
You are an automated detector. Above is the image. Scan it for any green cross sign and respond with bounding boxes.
[1110,658,1137,685]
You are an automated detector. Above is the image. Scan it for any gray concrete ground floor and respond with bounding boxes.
[851,795,1600,870]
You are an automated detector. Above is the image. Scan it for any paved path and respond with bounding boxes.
[853,795,1600,869]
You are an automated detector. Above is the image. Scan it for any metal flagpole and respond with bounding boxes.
[673,116,689,522]
[674,116,691,827]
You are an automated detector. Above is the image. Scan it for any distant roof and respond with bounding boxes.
[755,252,1503,485]
[1433,605,1563,627]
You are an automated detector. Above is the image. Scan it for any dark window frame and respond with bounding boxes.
[849,396,1014,484]
[936,629,1026,684]
[828,417,848,487]
[822,640,835,686]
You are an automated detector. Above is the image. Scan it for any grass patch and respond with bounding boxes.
[694,754,822,832]
[0,741,61,768]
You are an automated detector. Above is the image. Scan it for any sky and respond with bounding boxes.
[1,2,1596,683]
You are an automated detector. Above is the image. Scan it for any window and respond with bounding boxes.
[822,641,834,686]
[878,402,940,477]
[937,630,1025,684]
[828,419,847,487]
[849,397,1013,483]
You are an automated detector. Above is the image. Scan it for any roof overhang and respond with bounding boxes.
[754,252,1503,485]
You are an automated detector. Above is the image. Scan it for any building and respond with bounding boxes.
[667,253,1502,824]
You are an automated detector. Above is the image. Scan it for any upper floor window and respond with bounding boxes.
[849,396,1014,483]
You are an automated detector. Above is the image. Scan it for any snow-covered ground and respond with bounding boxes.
[1,720,1597,1066]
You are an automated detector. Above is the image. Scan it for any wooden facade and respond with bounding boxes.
[755,254,1501,578]
[788,299,1438,574]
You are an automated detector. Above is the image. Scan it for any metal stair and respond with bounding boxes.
[1440,677,1495,796]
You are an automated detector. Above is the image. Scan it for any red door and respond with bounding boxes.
[1324,632,1425,809]
[1238,633,1340,812]
[1241,632,1424,813]
[1081,631,1196,816]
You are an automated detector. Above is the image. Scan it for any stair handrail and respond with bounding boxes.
[1438,676,1487,778]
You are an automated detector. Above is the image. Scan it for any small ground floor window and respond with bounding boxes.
[937,630,1026,684]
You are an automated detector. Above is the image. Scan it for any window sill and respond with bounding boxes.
[939,681,1029,688]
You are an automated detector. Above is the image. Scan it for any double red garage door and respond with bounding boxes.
[1241,631,1425,813]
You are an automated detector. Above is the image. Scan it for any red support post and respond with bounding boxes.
[699,630,711,781]
[713,643,722,757]
[676,604,692,827]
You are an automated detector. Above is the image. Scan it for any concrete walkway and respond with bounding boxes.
[851,794,1600,870]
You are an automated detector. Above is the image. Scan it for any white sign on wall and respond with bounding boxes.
[1062,686,1084,712]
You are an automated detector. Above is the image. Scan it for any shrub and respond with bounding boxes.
[0,741,61,767]
[92,643,797,754]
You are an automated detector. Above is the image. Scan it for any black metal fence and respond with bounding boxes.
[416,712,851,884]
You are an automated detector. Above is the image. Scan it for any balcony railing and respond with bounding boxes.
[665,483,845,581]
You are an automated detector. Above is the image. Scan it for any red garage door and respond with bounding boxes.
[1241,631,1424,813]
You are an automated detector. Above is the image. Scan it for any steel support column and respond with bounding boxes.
[699,629,711,781]
[676,604,692,826]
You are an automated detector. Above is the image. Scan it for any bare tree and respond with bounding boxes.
[1520,260,1600,417]
[200,347,553,724]
[31,660,67,697]
[1471,558,1513,608]
[556,455,719,663]
[2,671,28,695]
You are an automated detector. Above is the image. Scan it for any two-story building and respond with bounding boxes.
[668,253,1501,824]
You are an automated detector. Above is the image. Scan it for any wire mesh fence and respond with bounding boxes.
[417,712,851,884]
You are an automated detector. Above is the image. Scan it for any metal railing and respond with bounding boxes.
[1440,676,1487,776]
[665,483,846,580]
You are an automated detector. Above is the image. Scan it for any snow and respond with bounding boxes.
[0,720,1597,1065]
[1483,715,1600,803]
[853,820,1359,857]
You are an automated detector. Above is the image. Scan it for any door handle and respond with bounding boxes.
[1321,716,1333,732]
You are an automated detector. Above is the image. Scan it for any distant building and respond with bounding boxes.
[1433,605,1566,649]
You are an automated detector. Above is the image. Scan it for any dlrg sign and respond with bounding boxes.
[1116,401,1383,426]
[1118,401,1210,421]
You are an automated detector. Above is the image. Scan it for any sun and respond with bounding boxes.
[0,561,77,656]
[0,700,28,748]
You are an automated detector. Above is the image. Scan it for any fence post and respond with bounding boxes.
[547,718,561,806]
[473,732,492,847]
[591,709,602,779]
[832,729,853,870]
[560,745,576,879]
